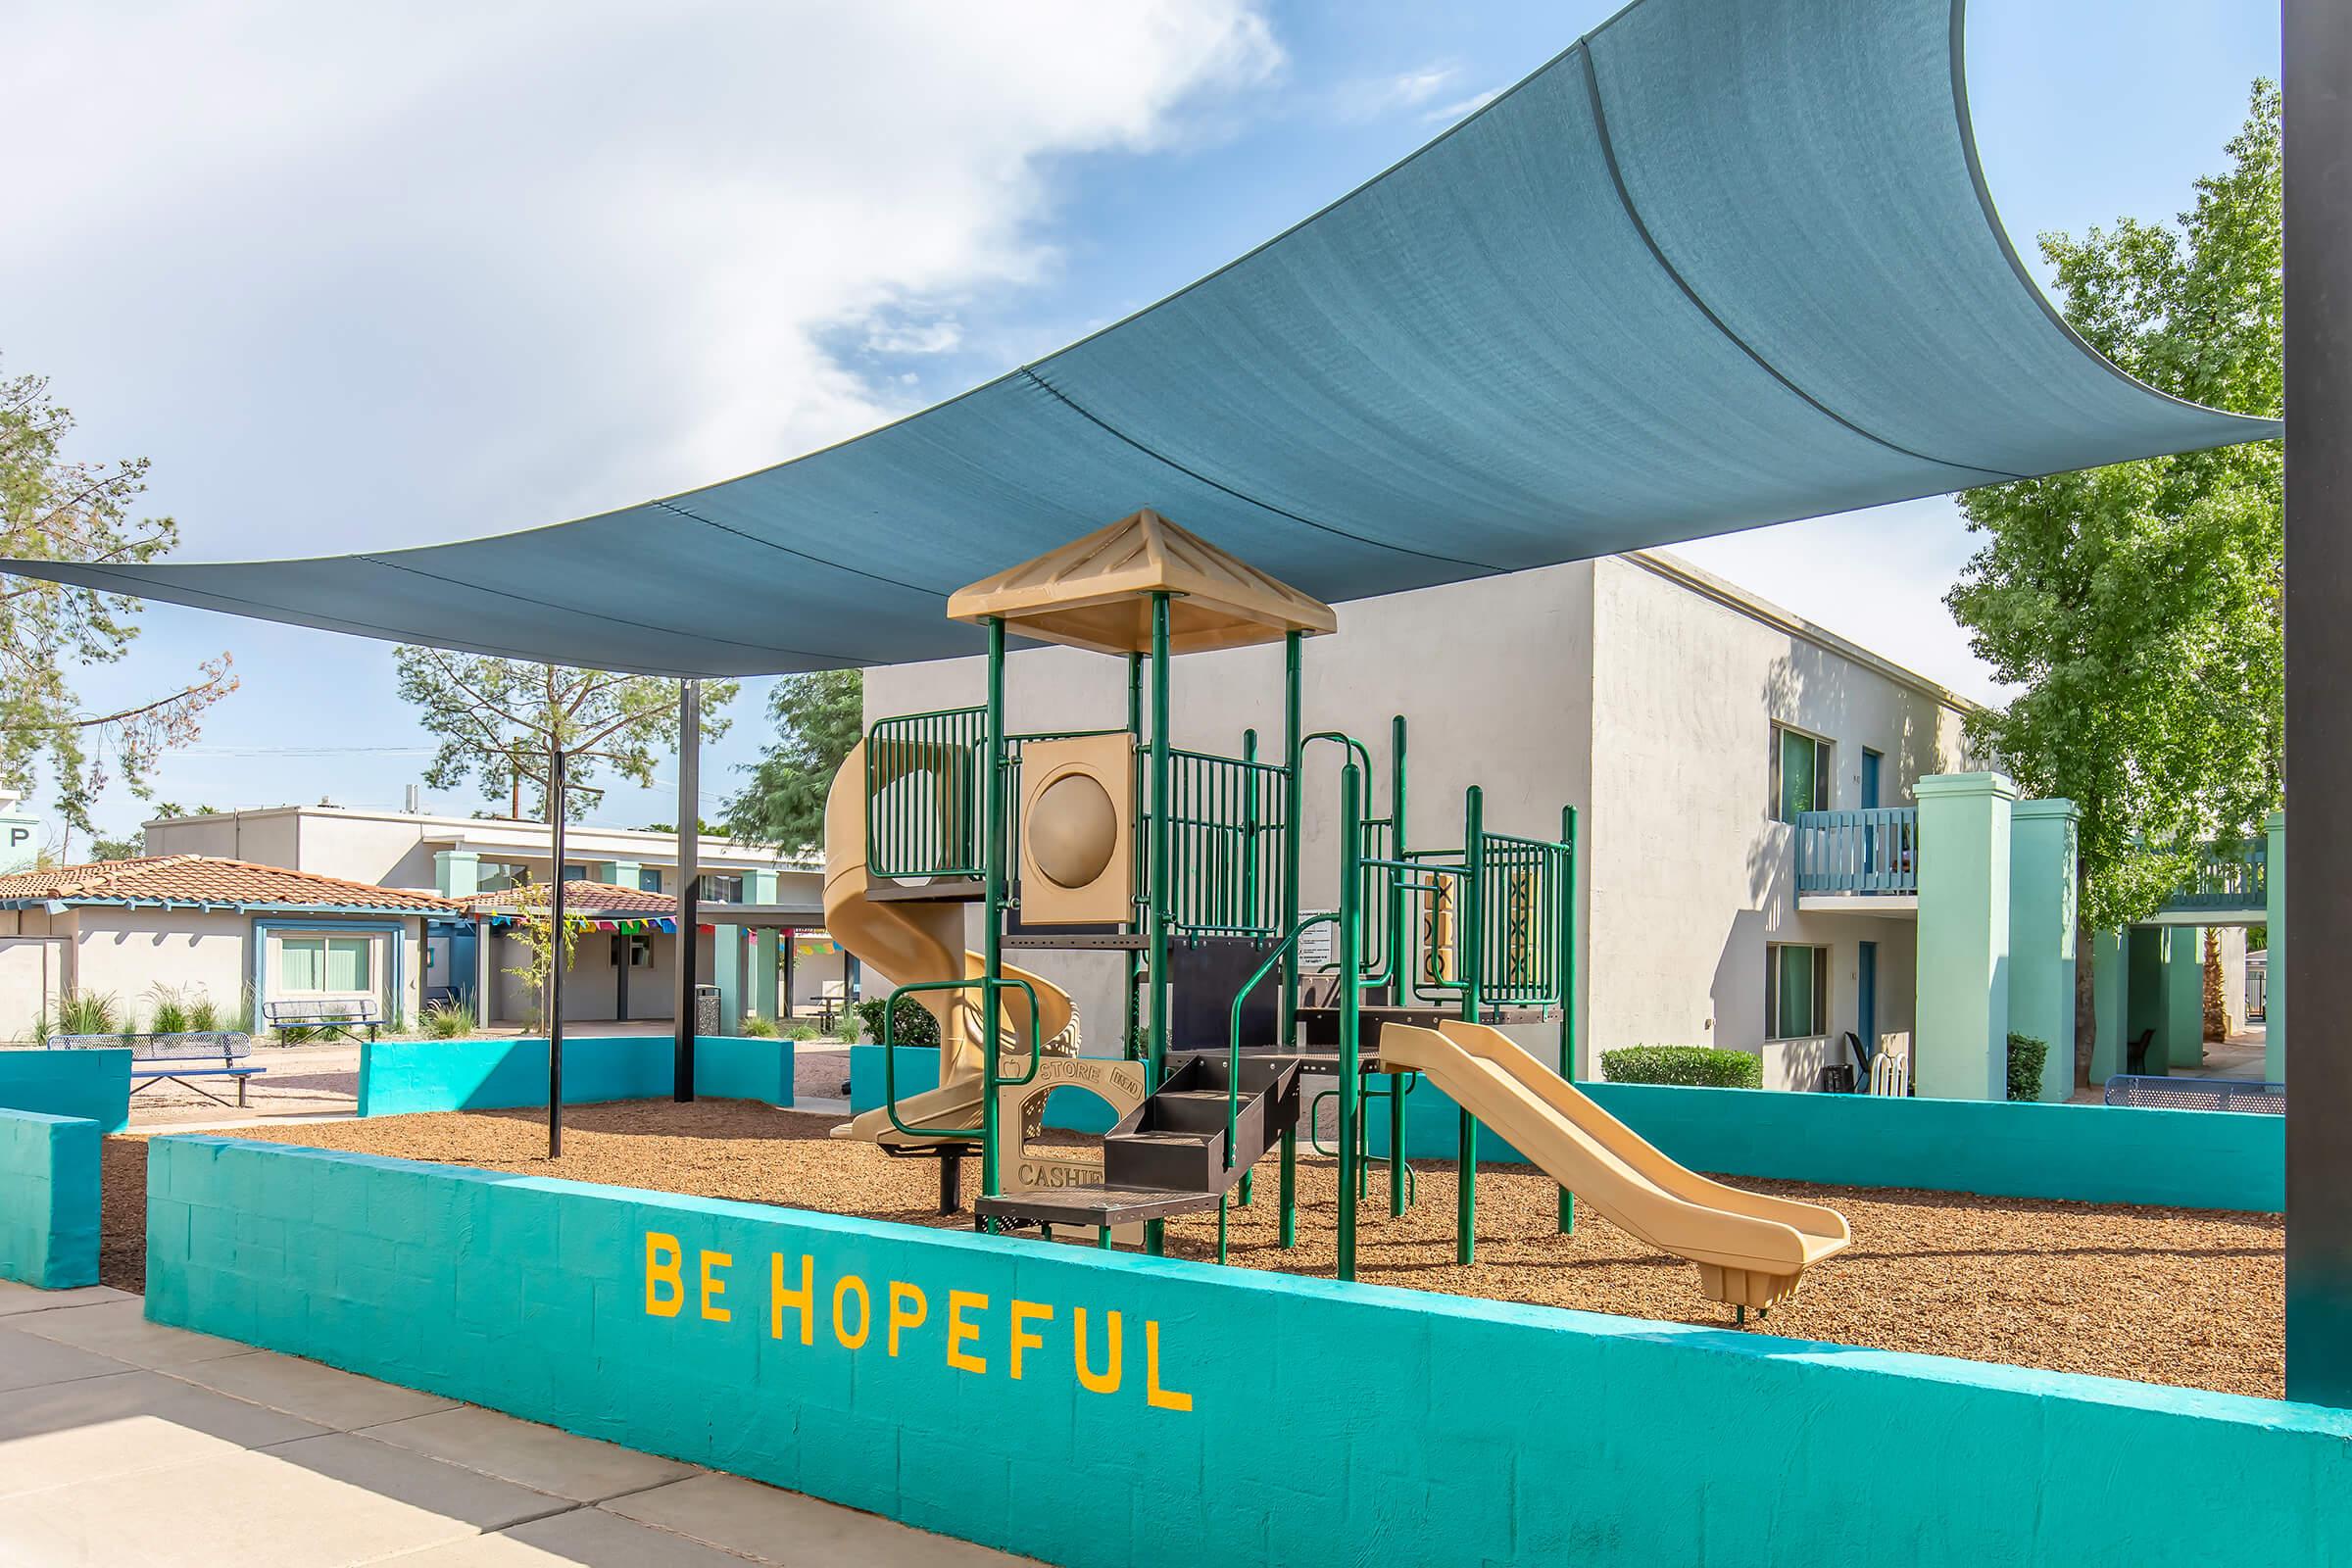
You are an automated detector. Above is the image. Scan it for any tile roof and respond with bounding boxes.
[0,855,462,912]
[453,881,677,916]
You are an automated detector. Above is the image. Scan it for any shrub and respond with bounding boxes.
[147,986,190,1035]
[185,994,222,1033]
[2006,1032,2048,1102]
[419,998,477,1039]
[855,994,938,1049]
[738,1015,778,1038]
[782,1023,819,1041]
[1599,1045,1762,1089]
[55,990,121,1037]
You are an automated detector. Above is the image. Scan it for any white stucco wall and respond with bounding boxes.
[1584,556,1970,1072]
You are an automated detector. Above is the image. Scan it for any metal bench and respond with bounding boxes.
[2102,1074,2285,1114]
[58,1031,264,1107]
[263,999,385,1042]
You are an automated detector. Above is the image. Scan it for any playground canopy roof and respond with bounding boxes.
[2,0,2280,678]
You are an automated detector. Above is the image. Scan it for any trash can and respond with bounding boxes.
[693,984,721,1037]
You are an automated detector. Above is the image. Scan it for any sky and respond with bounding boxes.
[2,0,2283,851]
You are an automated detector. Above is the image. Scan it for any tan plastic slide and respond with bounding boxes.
[823,740,1074,1150]
[1375,1020,1849,1309]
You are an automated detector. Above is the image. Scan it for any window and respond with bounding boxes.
[477,860,530,893]
[1766,944,1829,1040]
[628,933,654,967]
[279,935,374,994]
[639,867,664,893]
[699,873,744,904]
[561,864,589,882]
[1771,725,1831,822]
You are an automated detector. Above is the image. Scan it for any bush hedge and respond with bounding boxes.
[1598,1045,1762,1089]
[855,994,940,1050]
[2006,1032,2048,1102]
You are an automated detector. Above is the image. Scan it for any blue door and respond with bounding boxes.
[1856,941,1879,1077]
[1861,749,1883,808]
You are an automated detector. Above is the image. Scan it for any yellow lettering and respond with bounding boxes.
[699,1250,732,1322]
[832,1274,871,1349]
[1008,1299,1053,1381]
[1145,1320,1192,1412]
[769,1252,813,1344]
[645,1232,683,1318]
[1073,1307,1121,1395]
[947,1290,989,1374]
[887,1281,927,1356]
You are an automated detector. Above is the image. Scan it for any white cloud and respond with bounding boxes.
[1425,87,1504,124]
[1,1,1283,549]
[1331,61,1459,122]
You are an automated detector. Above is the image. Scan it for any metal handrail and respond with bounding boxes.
[1225,913,1338,1167]
[878,975,1042,1143]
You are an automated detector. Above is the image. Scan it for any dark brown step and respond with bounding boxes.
[974,1186,1225,1227]
[863,879,983,903]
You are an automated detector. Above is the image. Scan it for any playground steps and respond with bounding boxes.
[973,1054,1305,1232]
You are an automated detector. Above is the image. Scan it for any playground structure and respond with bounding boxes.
[828,509,1848,1308]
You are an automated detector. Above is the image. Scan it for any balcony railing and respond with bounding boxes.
[2161,839,2267,914]
[1793,808,1919,896]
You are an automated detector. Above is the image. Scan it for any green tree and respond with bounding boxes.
[392,651,737,826]
[0,364,236,830]
[1946,82,2282,1089]
[88,833,144,861]
[722,670,862,852]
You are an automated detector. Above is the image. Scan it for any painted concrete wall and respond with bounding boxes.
[0,1048,130,1132]
[147,1136,2352,1566]
[0,1109,99,1288]
[357,1035,793,1116]
[1365,1075,2282,1211]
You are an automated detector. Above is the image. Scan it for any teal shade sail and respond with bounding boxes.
[3,0,2278,676]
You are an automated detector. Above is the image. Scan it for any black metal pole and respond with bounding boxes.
[673,678,701,1102]
[548,747,567,1158]
[2284,0,2352,1406]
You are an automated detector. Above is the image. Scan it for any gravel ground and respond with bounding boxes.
[106,1100,2285,1397]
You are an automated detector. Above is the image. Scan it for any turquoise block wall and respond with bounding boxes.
[0,1109,100,1287]
[358,1036,792,1116]
[849,1045,1123,1134]
[0,1048,131,1133]
[145,1136,2352,1566]
[1364,1079,2280,1211]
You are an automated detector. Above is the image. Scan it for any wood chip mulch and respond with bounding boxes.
[103,1100,2283,1397]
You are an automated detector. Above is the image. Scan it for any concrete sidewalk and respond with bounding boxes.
[0,1282,1040,1567]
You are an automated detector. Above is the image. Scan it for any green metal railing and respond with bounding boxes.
[1162,745,1289,936]
[865,707,986,880]
[878,974,1043,1140]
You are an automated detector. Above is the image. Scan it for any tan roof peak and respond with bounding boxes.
[946,509,1337,657]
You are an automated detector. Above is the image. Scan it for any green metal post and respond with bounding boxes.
[1279,630,1302,1048]
[1390,713,1408,1216]
[1338,761,1364,1282]
[980,618,1007,1216]
[1559,804,1578,1235]
[1146,594,1172,1256]
[1458,785,1484,1264]
[1124,652,1143,1061]
[1279,1127,1298,1248]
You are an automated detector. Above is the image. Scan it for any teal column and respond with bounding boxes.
[434,850,481,898]
[1914,772,2015,1101]
[2162,925,2205,1071]
[2089,929,2126,1084]
[597,859,641,888]
[712,925,745,1034]
[2008,799,2078,1102]
[747,869,780,1021]
[2267,809,2286,1082]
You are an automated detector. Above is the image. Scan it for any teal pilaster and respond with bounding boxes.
[2089,929,2127,1084]
[434,849,481,898]
[2266,809,2285,1082]
[747,868,780,1021]
[2163,925,2206,1072]
[712,925,745,1034]
[596,859,641,888]
[2008,799,2078,1102]
[1914,772,2016,1101]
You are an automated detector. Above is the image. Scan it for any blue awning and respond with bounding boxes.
[5,0,2278,676]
